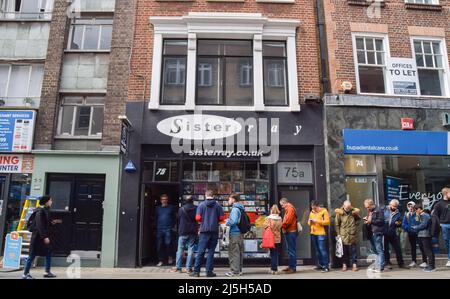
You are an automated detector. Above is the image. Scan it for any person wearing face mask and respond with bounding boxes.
[383,199,406,269]
[402,201,426,268]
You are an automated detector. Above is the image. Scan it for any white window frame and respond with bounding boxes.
[67,18,113,51]
[0,64,43,100]
[148,13,300,112]
[56,96,105,138]
[240,62,253,87]
[164,58,186,86]
[410,36,450,97]
[405,0,439,5]
[197,63,213,87]
[1,0,53,20]
[352,32,391,95]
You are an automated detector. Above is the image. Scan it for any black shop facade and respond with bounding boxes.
[117,102,326,267]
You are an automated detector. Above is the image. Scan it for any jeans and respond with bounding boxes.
[284,232,297,270]
[156,228,175,263]
[419,237,435,269]
[23,250,52,275]
[228,234,244,274]
[270,243,281,271]
[342,244,358,267]
[312,235,329,269]
[441,224,450,260]
[371,233,385,270]
[175,234,196,270]
[194,232,218,274]
[384,233,404,266]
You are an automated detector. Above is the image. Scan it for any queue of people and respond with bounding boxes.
[160,187,450,277]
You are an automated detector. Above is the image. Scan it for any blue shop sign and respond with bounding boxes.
[0,110,36,153]
[343,129,450,155]
[2,232,23,269]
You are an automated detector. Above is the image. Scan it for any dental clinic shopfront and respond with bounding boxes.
[117,103,326,267]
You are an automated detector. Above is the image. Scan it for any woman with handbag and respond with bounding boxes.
[263,205,283,274]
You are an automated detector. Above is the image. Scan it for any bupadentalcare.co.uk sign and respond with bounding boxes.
[0,154,34,173]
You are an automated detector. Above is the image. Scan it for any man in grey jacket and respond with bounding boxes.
[411,204,435,273]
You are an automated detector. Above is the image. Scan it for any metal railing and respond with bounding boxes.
[0,11,52,20]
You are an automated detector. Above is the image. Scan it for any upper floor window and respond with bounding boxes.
[413,39,446,96]
[0,64,43,102]
[196,40,253,106]
[68,18,113,51]
[263,41,288,105]
[57,96,104,137]
[354,35,387,94]
[405,0,439,4]
[1,0,52,20]
[161,40,187,105]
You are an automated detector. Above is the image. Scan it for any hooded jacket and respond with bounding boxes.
[195,198,225,233]
[308,207,330,236]
[178,202,198,236]
[411,212,431,238]
[226,203,245,236]
[335,207,360,245]
[402,211,419,234]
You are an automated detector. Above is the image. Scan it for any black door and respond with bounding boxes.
[73,178,105,251]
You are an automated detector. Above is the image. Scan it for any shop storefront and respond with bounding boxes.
[0,110,36,251]
[324,98,450,259]
[117,103,326,267]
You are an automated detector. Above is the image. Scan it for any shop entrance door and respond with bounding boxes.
[139,183,180,266]
[278,186,313,260]
[345,176,378,257]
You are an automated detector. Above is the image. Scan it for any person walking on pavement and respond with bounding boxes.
[23,196,56,279]
[172,195,198,274]
[263,205,283,275]
[363,198,385,273]
[225,194,245,277]
[190,190,224,277]
[280,198,298,274]
[402,201,426,268]
[432,187,450,268]
[335,200,360,272]
[383,199,406,269]
[308,201,331,273]
[155,194,176,267]
[411,204,436,273]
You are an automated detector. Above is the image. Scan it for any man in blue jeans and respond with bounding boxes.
[172,195,198,273]
[433,187,450,267]
[155,194,176,266]
[364,198,385,273]
[280,198,298,274]
[190,190,224,277]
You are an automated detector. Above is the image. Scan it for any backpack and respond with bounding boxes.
[237,209,251,234]
[261,224,275,249]
[429,213,441,238]
[27,207,41,232]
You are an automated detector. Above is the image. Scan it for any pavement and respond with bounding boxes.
[1,265,450,279]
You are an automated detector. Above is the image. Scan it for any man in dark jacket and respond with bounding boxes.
[23,195,56,279]
[432,187,450,267]
[364,198,385,273]
[383,199,405,269]
[411,205,435,272]
[190,190,224,277]
[155,194,176,267]
[402,201,426,268]
[172,195,198,273]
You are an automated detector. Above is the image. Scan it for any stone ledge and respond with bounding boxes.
[348,0,386,8]
[405,3,443,11]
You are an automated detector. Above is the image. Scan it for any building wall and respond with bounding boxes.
[323,0,450,94]
[30,152,121,267]
[77,0,116,12]
[127,0,321,103]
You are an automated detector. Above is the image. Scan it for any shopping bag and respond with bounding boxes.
[335,236,343,258]
[261,227,276,249]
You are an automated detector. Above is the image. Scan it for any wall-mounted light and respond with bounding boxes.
[341,81,353,93]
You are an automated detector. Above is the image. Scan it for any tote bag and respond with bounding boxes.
[262,222,276,249]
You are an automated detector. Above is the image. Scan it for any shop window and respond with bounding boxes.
[68,18,113,51]
[353,35,387,94]
[263,41,288,106]
[57,96,104,137]
[413,39,447,96]
[48,180,71,211]
[0,64,44,103]
[1,0,52,19]
[161,40,187,105]
[196,40,253,106]
[4,174,31,235]
[143,161,179,183]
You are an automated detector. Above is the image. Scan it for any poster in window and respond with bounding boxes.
[256,182,269,194]
[194,183,207,195]
[219,182,232,195]
[387,57,419,96]
[244,182,256,194]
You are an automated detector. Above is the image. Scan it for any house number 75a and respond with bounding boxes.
[284,167,304,178]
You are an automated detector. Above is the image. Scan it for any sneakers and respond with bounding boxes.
[171,268,182,273]
[184,268,193,274]
[156,261,163,267]
[408,261,417,268]
[423,266,436,273]
[446,260,450,267]
[321,268,330,273]
[206,272,217,277]
[22,274,33,280]
[419,262,428,268]
[43,272,57,278]
[189,272,200,277]
[369,268,383,273]
[268,270,278,275]
[225,272,239,277]
[352,264,359,272]
[342,264,348,272]
[284,268,296,274]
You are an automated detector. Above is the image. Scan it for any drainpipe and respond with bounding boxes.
[316,0,330,95]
